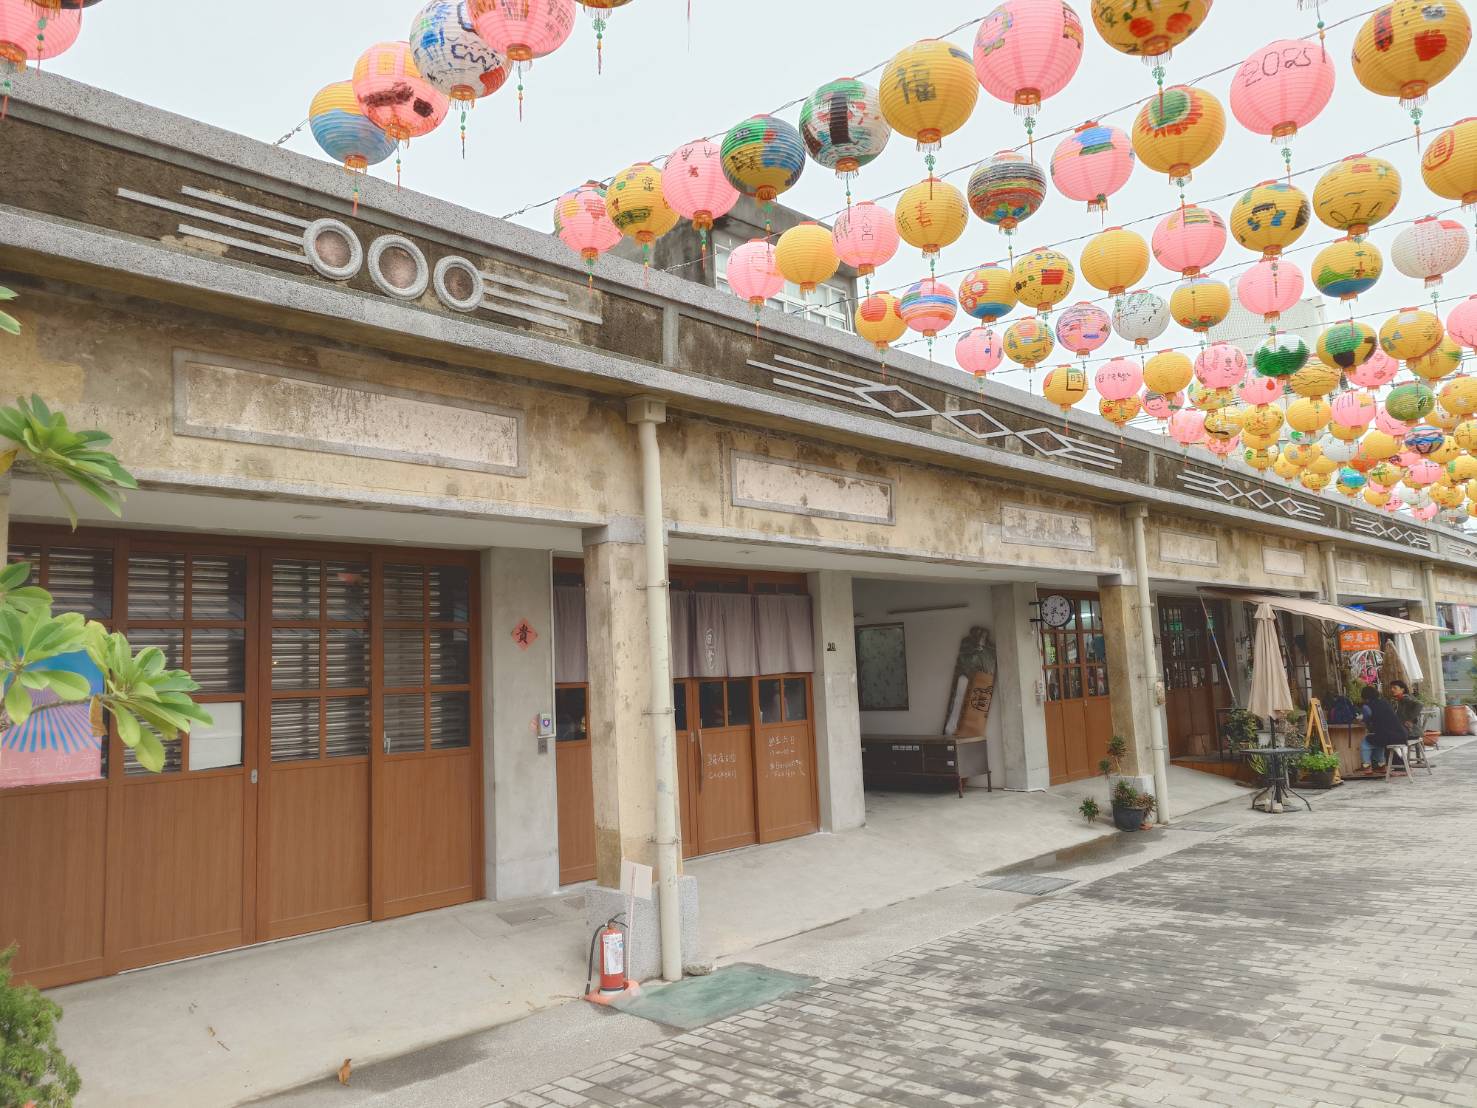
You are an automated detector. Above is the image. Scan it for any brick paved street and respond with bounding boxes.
[496,745,1477,1108]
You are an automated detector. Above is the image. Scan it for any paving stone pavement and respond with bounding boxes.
[492,744,1477,1108]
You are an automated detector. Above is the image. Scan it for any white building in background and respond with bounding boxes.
[1211,287,1327,356]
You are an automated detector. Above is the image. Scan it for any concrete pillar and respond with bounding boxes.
[807,570,864,832]
[1319,542,1340,604]
[1418,562,1447,706]
[481,548,557,901]
[1100,580,1154,779]
[990,581,1051,791]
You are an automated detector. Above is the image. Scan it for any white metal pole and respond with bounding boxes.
[1128,505,1171,826]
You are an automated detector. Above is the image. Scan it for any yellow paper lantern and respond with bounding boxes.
[880,40,979,157]
[1091,0,1212,57]
[1003,316,1055,368]
[1241,429,1279,452]
[775,222,839,292]
[1144,351,1194,395]
[1286,397,1332,433]
[1432,481,1467,509]
[1230,180,1311,257]
[1422,117,1477,207]
[854,292,908,352]
[1289,364,1340,398]
[1245,446,1278,471]
[1204,410,1240,440]
[1312,154,1402,237]
[1043,365,1089,411]
[605,162,678,259]
[1368,460,1405,486]
[1132,84,1225,183]
[1364,486,1392,508]
[1300,471,1332,492]
[1457,419,1477,450]
[1311,237,1383,302]
[1430,435,1461,465]
[1080,226,1149,296]
[1352,1,1473,108]
[1428,407,1463,433]
[1380,308,1444,360]
[1316,321,1379,370]
[1307,454,1338,477]
[1169,278,1230,333]
[1329,421,1365,443]
[1191,383,1237,411]
[1100,395,1142,426]
[1359,430,1401,462]
[1243,403,1285,439]
[1273,454,1303,480]
[1407,336,1463,383]
[1446,455,1477,483]
[1012,248,1076,314]
[895,177,969,259]
[1440,376,1477,418]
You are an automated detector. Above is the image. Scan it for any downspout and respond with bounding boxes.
[627,397,683,983]
[1127,504,1170,826]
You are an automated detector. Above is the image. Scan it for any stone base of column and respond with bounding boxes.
[584,876,701,983]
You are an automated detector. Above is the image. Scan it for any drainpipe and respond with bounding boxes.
[1126,504,1170,827]
[626,396,682,983]
[1420,561,1446,707]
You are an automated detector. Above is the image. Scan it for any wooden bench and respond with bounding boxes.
[860,734,992,797]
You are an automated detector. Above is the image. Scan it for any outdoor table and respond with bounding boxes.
[1240,746,1311,814]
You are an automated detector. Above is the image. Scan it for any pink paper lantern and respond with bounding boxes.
[353,42,450,143]
[1237,258,1304,322]
[1406,459,1442,487]
[956,327,1004,378]
[1195,342,1248,389]
[972,0,1086,118]
[1349,348,1399,389]
[1095,357,1143,401]
[1384,496,1405,513]
[553,181,622,273]
[1241,376,1284,406]
[831,201,900,277]
[1054,302,1111,356]
[1332,391,1376,429]
[472,0,576,61]
[1152,205,1227,277]
[1050,122,1135,213]
[726,239,783,308]
[1229,39,1337,142]
[1206,434,1241,457]
[1446,295,1477,351]
[0,0,81,68]
[1411,503,1439,521]
[901,279,959,338]
[1374,406,1409,437]
[662,139,740,238]
[1396,449,1422,469]
[1170,408,1207,445]
[1142,390,1184,420]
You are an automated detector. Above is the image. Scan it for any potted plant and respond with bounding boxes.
[1134,789,1157,831]
[1109,780,1150,832]
[1224,708,1260,750]
[1297,750,1339,790]
[1078,798,1100,825]
[0,945,80,1106]
[1444,693,1468,739]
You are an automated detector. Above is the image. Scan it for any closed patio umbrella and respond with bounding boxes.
[1249,603,1296,719]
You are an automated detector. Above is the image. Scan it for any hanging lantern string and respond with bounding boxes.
[273,118,310,147]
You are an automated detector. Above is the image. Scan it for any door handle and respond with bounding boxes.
[695,729,705,792]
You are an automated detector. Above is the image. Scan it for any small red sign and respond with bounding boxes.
[511,619,538,651]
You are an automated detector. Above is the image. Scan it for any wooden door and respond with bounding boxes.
[554,683,595,885]
[674,680,697,860]
[1040,593,1115,785]
[690,678,757,856]
[754,675,818,843]
[1159,599,1231,759]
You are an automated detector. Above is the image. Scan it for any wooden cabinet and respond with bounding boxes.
[861,735,992,797]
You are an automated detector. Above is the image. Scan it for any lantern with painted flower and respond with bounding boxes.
[1089,0,1212,60]
[1390,216,1470,288]
[855,292,908,355]
[957,327,1004,382]
[881,39,979,171]
[721,115,806,228]
[1132,84,1225,189]
[1043,365,1090,412]
[1229,39,1336,171]
[471,0,576,115]
[1380,308,1444,359]
[662,139,740,262]
[1237,258,1304,324]
[309,82,397,211]
[1230,180,1311,257]
[1101,396,1143,428]
[1080,227,1149,297]
[895,177,969,270]
[1050,122,1135,213]
[900,278,959,353]
[800,78,891,203]
[605,162,677,267]
[1113,290,1170,348]
[967,150,1048,238]
[410,1,507,153]
[959,265,1017,323]
[1352,2,1472,120]
[972,1,1085,142]
[1003,316,1055,370]
[1312,237,1382,302]
[1055,302,1112,358]
[831,202,899,294]
[1012,248,1076,315]
[553,181,622,281]
[1312,154,1401,238]
[775,223,839,294]
[1170,277,1230,333]
[727,239,783,326]
[1152,205,1225,278]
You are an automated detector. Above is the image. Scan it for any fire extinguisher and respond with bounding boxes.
[585,914,628,998]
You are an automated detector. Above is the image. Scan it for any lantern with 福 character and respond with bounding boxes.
[721,114,806,230]
[1170,277,1230,333]
[1407,337,1463,383]
[1090,0,1212,61]
[662,138,739,265]
[967,150,1048,250]
[309,82,397,213]
[1043,365,1089,412]
[1146,350,1194,395]
[1113,290,1170,348]
[831,202,899,295]
[959,265,1017,322]
[0,0,80,114]
[881,38,979,173]
[900,278,958,356]
[471,0,576,117]
[605,162,677,268]
[1132,84,1224,196]
[1050,122,1135,214]
[1230,39,1336,175]
[800,77,891,205]
[352,42,450,187]
[1317,321,1379,370]
[1422,118,1477,218]
[1237,258,1304,324]
[1012,247,1075,316]
[1390,216,1470,288]
[1312,237,1382,302]
[1253,332,1310,378]
[553,181,622,283]
[411,1,507,155]
[577,0,633,73]
[1380,307,1444,359]
[956,327,1004,384]
[895,177,969,273]
[775,223,838,294]
[1352,1,1471,140]
[726,239,783,329]
[855,292,908,356]
[1230,180,1311,257]
[1004,315,1055,370]
[1151,205,1225,278]
[1055,302,1112,358]
[973,0,1086,148]
[1080,227,1149,298]
[1194,342,1246,389]
[1312,154,1401,238]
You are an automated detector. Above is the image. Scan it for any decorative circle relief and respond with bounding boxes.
[433,255,485,313]
[367,234,429,300]
[302,218,363,281]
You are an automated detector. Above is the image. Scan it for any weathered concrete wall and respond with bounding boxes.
[991,582,1052,791]
[808,571,864,833]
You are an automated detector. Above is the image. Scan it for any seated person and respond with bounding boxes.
[1387,679,1423,739]
[1360,685,1407,772]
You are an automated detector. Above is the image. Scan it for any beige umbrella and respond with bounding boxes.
[1249,603,1296,719]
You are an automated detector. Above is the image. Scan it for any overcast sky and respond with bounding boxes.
[48,1,1477,407]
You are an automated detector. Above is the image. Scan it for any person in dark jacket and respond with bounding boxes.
[1388,680,1423,739]
[1360,686,1407,772]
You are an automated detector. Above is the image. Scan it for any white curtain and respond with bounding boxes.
[553,586,587,684]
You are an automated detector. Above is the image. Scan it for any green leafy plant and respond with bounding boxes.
[1299,751,1340,773]
[0,286,18,338]
[0,945,80,1107]
[1079,798,1100,824]
[1097,757,1113,779]
[85,624,212,772]
[1134,790,1157,814]
[1110,779,1138,809]
[1225,708,1260,749]
[1106,735,1127,774]
[0,395,138,526]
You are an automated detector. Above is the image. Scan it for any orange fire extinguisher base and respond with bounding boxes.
[583,980,640,1006]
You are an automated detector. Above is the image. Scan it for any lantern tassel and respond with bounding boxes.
[460,109,467,160]
[595,16,605,74]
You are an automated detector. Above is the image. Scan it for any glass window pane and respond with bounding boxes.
[48,547,113,620]
[430,566,470,623]
[1064,635,1079,664]
[1087,634,1106,663]
[123,731,182,775]
[726,679,751,727]
[1095,666,1111,696]
[189,702,243,770]
[272,560,321,621]
[672,683,688,732]
[1066,668,1083,699]
[191,556,246,621]
[126,552,186,620]
[430,629,470,685]
[325,629,369,688]
[325,697,370,758]
[698,681,725,729]
[555,686,588,741]
[784,677,808,722]
[384,693,425,753]
[270,699,319,762]
[326,561,370,622]
[1041,635,1057,666]
[1046,670,1061,702]
[271,628,320,690]
[430,692,471,749]
[758,678,783,725]
[126,627,184,671]
[384,629,425,687]
[383,564,424,621]
[190,628,245,693]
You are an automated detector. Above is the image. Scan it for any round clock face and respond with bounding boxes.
[1040,594,1073,629]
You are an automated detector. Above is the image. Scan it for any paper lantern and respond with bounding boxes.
[972,1,1086,121]
[881,39,979,164]
[959,266,1017,322]
[0,0,79,77]
[1315,322,1377,371]
[1369,459,1405,485]
[895,177,969,259]
[1299,471,1332,493]
[411,1,508,106]
[1003,316,1055,368]
[775,223,839,293]
[1051,122,1135,212]
[721,115,806,218]
[1428,433,1460,461]
[662,139,740,259]
[957,327,1004,379]
[1242,376,1284,407]
[831,202,899,280]
[1151,205,1225,277]
[1406,459,1444,488]
[1144,390,1185,419]
[605,163,678,264]
[1237,258,1304,322]
[1170,408,1206,445]
[1320,434,1361,465]
[576,0,634,72]
[553,181,622,279]
[967,150,1048,232]
[1364,486,1392,508]
[1190,383,1237,411]
[1229,39,1336,143]
[1422,117,1477,208]
[1387,381,1437,422]
[1375,404,1413,437]
[1282,441,1321,467]
[1288,363,1339,398]
[1458,419,1477,450]
[1170,277,1230,332]
[1405,424,1447,455]
[1113,290,1170,348]
[1447,295,1477,349]
[1080,227,1149,296]
[1246,447,1279,472]
[1390,216,1470,287]
[1407,336,1463,382]
[1254,333,1310,378]
[1351,347,1399,388]
[1055,302,1112,355]
[1244,403,1285,440]
[1312,237,1382,301]
[900,279,958,340]
[1380,308,1444,359]
[855,292,908,352]
[1044,365,1089,410]
[1450,453,1477,479]
[1440,376,1477,416]
[1351,0,1472,109]
[727,239,783,321]
[1090,0,1211,58]
[471,0,575,60]
[1131,84,1225,186]
[800,78,891,192]
[1145,350,1194,394]
[1194,342,1246,389]
[1312,154,1401,237]
[1431,405,1465,433]
[1333,390,1377,429]
[1101,395,1143,427]
[1012,248,1075,314]
[1287,397,1332,434]
[353,42,450,144]
[1230,181,1311,257]
[1096,357,1143,401]
[309,81,397,181]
